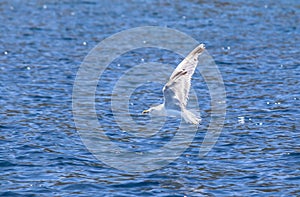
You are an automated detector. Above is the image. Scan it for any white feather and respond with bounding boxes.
[143,44,205,125]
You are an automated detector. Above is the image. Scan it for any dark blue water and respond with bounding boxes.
[1,0,299,196]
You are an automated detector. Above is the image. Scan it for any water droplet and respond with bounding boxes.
[182,15,186,19]
[70,12,75,16]
[27,66,31,70]
[117,63,121,67]
[267,102,270,104]
[238,116,245,124]
[43,4,47,9]
[222,46,231,51]
[4,51,8,55]
[82,41,87,46]
[143,40,147,44]
[141,58,145,62]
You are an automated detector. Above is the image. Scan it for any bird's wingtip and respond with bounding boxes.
[191,43,205,56]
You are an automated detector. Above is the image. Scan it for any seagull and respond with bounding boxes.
[142,44,205,124]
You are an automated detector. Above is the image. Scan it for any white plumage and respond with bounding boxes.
[143,44,205,124]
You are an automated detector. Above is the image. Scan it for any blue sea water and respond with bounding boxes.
[0,0,299,196]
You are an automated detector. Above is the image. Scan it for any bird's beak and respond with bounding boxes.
[142,109,149,114]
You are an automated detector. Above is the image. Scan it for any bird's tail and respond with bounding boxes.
[182,109,201,125]
[189,43,205,56]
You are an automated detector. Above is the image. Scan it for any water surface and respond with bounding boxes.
[0,0,299,196]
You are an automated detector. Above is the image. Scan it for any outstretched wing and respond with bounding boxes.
[163,44,205,110]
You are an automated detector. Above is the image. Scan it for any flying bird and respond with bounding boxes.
[142,44,205,124]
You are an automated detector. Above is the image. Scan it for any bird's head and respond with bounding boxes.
[142,107,154,114]
[142,105,164,115]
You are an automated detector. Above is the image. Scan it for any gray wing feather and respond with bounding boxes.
[163,44,205,110]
